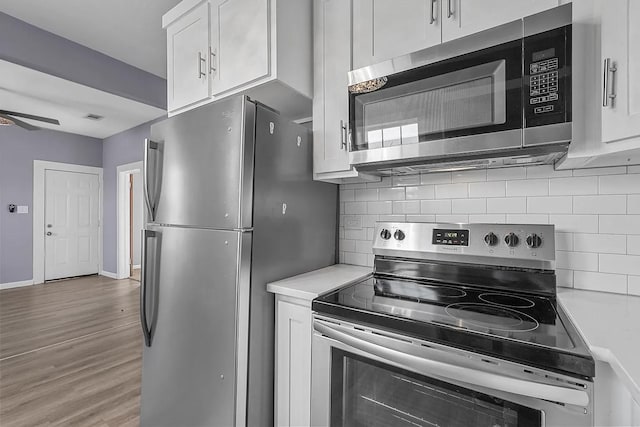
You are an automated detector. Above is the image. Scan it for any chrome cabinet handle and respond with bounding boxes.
[314,320,590,407]
[602,58,617,107]
[198,52,206,78]
[209,47,217,74]
[429,0,438,24]
[447,0,454,18]
[140,229,157,347]
[143,139,160,222]
[340,120,347,150]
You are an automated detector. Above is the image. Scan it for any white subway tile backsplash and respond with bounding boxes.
[392,175,421,187]
[506,179,548,196]
[629,276,640,296]
[599,254,640,275]
[573,195,627,214]
[572,166,627,176]
[549,215,599,233]
[452,198,486,214]
[506,214,549,224]
[599,215,640,234]
[367,201,393,214]
[338,167,640,295]
[556,251,598,271]
[451,170,487,183]
[599,174,640,194]
[469,214,506,223]
[525,165,572,179]
[378,187,405,200]
[549,176,598,195]
[406,185,435,200]
[574,271,628,294]
[573,233,626,254]
[487,197,526,213]
[393,200,420,214]
[421,200,452,214]
[345,202,367,214]
[628,236,640,255]
[487,167,526,181]
[420,172,451,184]
[527,196,572,214]
[435,183,468,199]
[628,195,640,214]
[469,181,506,198]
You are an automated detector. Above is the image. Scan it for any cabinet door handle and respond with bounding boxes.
[602,58,617,107]
[429,0,438,24]
[209,47,217,74]
[198,51,206,79]
[340,120,347,150]
[447,0,454,18]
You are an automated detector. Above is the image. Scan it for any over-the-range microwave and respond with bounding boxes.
[348,4,572,175]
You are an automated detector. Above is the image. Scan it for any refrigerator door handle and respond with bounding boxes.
[140,229,157,347]
[143,139,160,221]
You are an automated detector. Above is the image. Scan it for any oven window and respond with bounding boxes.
[330,350,541,427]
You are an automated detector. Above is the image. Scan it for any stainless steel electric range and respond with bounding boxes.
[311,222,594,427]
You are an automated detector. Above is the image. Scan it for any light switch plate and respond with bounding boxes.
[17,205,29,214]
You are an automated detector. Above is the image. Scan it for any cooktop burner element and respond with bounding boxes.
[313,222,595,378]
[444,303,540,332]
[478,293,536,308]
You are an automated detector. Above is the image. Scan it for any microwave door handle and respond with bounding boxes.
[314,322,589,407]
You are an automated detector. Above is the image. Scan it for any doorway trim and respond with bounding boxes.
[33,160,103,285]
[117,161,143,280]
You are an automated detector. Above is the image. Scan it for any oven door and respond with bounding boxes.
[311,317,593,427]
[348,37,524,167]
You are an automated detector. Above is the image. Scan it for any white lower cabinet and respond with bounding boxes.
[274,295,312,427]
[594,360,640,426]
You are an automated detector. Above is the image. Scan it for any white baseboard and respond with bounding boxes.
[0,279,34,290]
[133,264,141,269]
[100,271,118,279]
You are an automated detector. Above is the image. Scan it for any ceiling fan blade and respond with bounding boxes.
[0,110,60,125]
[0,112,40,131]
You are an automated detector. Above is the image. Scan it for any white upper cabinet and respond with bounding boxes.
[352,0,442,70]
[600,0,640,143]
[211,0,269,95]
[163,0,312,119]
[166,2,210,112]
[441,0,558,42]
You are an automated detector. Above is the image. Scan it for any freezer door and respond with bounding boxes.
[146,95,255,229]
[139,225,249,427]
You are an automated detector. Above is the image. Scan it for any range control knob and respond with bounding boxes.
[504,233,519,247]
[380,229,392,240]
[393,229,405,241]
[526,234,543,249]
[484,232,498,246]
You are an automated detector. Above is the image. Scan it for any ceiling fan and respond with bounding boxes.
[0,109,60,130]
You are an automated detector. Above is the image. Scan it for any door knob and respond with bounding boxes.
[46,231,52,236]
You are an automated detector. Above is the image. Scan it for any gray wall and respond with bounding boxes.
[0,126,102,284]
[102,121,158,274]
[132,171,143,266]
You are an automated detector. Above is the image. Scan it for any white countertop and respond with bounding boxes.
[558,288,640,405]
[266,264,371,301]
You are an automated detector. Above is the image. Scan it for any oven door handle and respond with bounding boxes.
[314,322,589,407]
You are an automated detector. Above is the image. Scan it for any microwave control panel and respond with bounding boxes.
[524,26,571,127]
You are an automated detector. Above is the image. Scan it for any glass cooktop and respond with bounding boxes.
[313,275,595,378]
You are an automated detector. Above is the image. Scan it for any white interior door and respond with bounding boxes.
[45,170,100,281]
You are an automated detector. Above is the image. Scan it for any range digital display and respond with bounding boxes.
[433,229,469,246]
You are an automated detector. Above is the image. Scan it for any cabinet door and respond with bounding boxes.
[352,0,441,70]
[601,0,640,142]
[441,0,558,42]
[275,299,312,427]
[211,0,270,95]
[313,0,352,174]
[166,2,210,112]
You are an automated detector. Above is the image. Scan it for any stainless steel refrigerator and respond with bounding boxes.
[139,96,337,427]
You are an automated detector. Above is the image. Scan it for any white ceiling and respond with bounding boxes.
[0,60,165,139]
[0,0,181,78]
